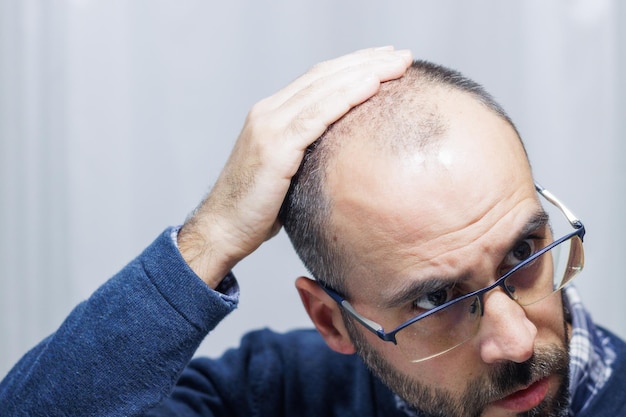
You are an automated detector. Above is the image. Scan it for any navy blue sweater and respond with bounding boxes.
[1,229,626,416]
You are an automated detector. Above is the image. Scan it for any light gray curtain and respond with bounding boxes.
[1,0,624,377]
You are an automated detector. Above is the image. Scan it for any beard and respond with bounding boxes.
[343,313,571,417]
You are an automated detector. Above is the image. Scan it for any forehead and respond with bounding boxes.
[326,90,537,297]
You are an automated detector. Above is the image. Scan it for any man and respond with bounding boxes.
[1,47,624,416]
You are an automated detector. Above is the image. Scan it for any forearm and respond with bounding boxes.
[0,228,238,417]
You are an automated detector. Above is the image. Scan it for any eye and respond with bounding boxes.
[413,285,455,311]
[502,239,539,271]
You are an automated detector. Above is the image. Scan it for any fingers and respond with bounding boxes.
[248,47,413,156]
[269,47,412,108]
[275,57,412,148]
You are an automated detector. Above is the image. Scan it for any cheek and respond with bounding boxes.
[365,329,480,394]
[525,292,567,342]
[415,350,482,391]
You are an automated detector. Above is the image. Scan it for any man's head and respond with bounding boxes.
[280,61,571,416]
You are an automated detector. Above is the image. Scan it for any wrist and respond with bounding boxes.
[177,219,239,289]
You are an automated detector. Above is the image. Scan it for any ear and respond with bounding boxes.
[295,276,356,355]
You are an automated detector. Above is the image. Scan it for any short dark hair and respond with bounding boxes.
[279,60,520,295]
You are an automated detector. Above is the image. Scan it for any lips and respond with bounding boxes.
[491,377,550,412]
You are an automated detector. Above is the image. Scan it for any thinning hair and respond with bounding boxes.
[278,60,520,295]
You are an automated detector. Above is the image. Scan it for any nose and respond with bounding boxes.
[477,289,537,364]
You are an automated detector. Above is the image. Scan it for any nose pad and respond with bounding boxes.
[501,279,520,302]
[477,289,537,364]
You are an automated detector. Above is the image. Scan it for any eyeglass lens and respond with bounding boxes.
[395,235,584,363]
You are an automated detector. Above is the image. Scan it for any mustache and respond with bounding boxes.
[463,345,569,410]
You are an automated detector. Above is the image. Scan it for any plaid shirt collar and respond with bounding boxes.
[396,285,616,416]
[565,285,616,415]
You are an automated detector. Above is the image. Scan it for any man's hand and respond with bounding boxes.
[178,47,413,288]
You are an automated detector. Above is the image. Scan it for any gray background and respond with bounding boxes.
[1,0,624,377]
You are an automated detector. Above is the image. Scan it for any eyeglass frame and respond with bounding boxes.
[319,183,586,351]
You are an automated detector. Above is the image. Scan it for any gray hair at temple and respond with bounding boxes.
[278,60,521,296]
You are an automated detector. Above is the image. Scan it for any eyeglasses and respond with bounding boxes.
[320,183,585,363]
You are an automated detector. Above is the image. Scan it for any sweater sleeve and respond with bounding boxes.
[0,227,239,417]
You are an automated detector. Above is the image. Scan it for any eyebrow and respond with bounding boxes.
[380,208,550,310]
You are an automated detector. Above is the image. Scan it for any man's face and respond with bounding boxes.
[326,91,571,416]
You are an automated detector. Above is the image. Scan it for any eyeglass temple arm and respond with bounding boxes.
[319,283,394,341]
[535,182,583,229]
